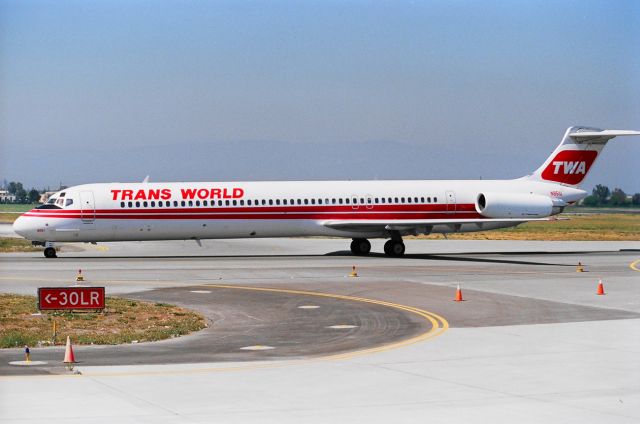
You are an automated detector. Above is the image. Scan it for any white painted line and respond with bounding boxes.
[326,324,358,329]
[239,345,275,351]
[297,305,320,309]
[9,361,48,366]
[189,290,212,294]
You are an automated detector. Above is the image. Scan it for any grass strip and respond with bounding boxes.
[0,294,207,348]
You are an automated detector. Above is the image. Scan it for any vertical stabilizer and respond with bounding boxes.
[525,126,640,187]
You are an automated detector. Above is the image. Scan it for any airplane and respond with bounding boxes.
[12,126,640,258]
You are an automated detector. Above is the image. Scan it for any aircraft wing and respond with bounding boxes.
[322,217,556,233]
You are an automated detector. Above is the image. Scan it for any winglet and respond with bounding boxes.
[142,175,150,183]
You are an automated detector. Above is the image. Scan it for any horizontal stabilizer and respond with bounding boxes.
[569,129,640,143]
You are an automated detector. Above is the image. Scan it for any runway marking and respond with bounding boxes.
[240,345,275,351]
[298,305,320,309]
[631,260,640,272]
[327,324,358,329]
[0,284,448,379]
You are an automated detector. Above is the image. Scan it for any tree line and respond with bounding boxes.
[1,181,42,204]
[582,184,640,207]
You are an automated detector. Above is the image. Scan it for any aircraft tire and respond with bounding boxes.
[384,240,405,257]
[44,247,57,258]
[350,238,371,255]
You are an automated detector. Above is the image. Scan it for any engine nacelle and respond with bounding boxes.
[475,192,553,219]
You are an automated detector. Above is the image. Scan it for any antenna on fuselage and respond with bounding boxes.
[142,175,150,183]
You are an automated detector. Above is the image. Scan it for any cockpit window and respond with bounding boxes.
[65,199,73,207]
[47,198,56,204]
[36,204,62,209]
[56,198,64,206]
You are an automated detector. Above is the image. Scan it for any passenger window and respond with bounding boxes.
[187,201,192,207]
[290,199,295,205]
[420,197,425,203]
[407,198,412,203]
[311,199,316,205]
[268,199,273,205]
[120,202,125,208]
[325,198,329,204]
[232,200,236,206]
[218,200,223,206]
[317,199,322,205]
[276,199,280,205]
[150,201,155,207]
[239,200,243,205]
[203,200,208,206]
[374,198,379,203]
[247,200,252,206]
[283,199,287,205]
[128,201,133,207]
[332,198,336,204]
[261,200,266,205]
[434,197,438,202]
[297,199,302,205]
[136,201,141,207]
[195,200,200,206]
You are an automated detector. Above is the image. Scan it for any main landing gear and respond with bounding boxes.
[350,238,371,255]
[44,247,57,258]
[383,239,405,257]
[350,233,406,257]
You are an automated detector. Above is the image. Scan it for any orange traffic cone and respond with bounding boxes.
[454,284,464,302]
[597,279,605,296]
[349,265,358,277]
[63,336,76,370]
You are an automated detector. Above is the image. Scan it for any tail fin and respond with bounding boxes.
[525,126,640,187]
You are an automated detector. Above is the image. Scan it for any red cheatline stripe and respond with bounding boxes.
[22,212,484,220]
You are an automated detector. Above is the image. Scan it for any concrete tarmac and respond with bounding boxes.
[1,238,639,423]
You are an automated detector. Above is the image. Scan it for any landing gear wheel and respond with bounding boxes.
[384,240,405,257]
[44,247,57,258]
[350,238,371,255]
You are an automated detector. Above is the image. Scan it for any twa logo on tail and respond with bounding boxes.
[541,150,597,185]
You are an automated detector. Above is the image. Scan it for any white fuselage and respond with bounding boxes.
[13,179,585,243]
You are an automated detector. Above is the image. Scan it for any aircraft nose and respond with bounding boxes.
[12,215,33,239]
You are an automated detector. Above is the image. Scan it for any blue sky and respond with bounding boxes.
[1,0,639,192]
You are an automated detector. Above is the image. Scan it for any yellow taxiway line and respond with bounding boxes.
[630,259,640,272]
